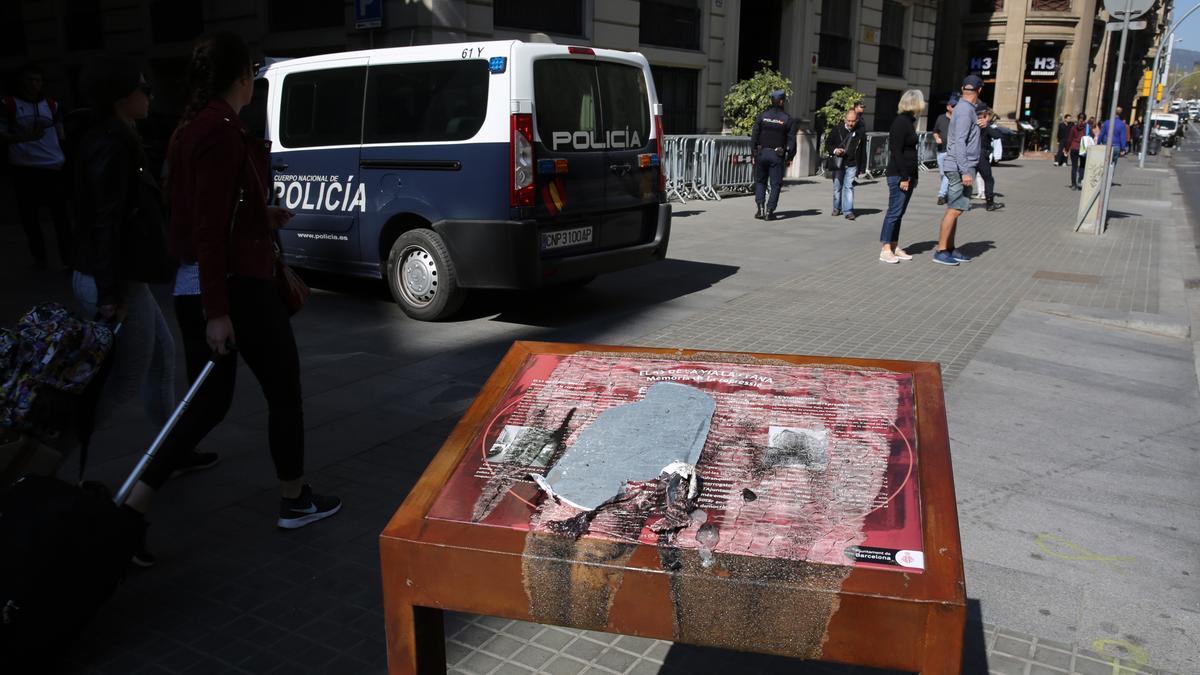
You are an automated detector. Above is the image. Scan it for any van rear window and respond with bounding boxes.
[363,61,490,144]
[534,59,649,152]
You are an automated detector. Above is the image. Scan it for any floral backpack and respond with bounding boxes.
[0,304,115,432]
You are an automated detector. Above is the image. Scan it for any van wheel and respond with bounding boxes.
[386,229,466,321]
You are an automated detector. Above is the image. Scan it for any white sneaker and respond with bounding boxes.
[879,251,900,264]
[893,249,913,261]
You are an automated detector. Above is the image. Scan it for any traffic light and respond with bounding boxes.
[1157,83,1164,101]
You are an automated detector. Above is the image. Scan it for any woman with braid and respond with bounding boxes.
[121,33,341,548]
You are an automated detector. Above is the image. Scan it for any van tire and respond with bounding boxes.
[386,229,466,321]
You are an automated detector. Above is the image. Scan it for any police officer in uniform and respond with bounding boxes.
[751,89,797,220]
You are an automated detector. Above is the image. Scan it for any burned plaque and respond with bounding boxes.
[383,343,965,673]
[427,351,924,573]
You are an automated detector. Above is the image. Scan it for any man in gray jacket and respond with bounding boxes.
[934,75,983,266]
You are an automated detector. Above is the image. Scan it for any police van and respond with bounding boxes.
[254,40,671,320]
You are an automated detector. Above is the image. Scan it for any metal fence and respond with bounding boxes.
[662,135,757,202]
[916,132,938,172]
[862,132,890,177]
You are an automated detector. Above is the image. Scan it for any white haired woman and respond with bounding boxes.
[878,89,925,263]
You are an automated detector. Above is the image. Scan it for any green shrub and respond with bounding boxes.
[722,61,792,135]
[815,87,866,135]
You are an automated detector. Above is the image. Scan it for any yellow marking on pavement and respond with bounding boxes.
[1091,638,1149,674]
[1035,533,1135,570]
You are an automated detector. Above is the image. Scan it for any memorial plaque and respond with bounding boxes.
[427,352,925,572]
[380,342,965,675]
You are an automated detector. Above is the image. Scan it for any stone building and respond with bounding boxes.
[931,0,1174,138]
[1,0,940,136]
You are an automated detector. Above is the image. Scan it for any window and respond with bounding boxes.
[640,1,701,51]
[268,0,343,32]
[494,0,585,37]
[0,1,26,57]
[651,66,698,134]
[242,78,270,140]
[280,67,366,148]
[1032,0,1070,10]
[874,89,903,132]
[971,0,1004,12]
[64,0,103,51]
[819,0,852,71]
[878,1,906,78]
[533,59,650,152]
[363,61,490,144]
[151,0,204,44]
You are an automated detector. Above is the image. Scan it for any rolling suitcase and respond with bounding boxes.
[0,359,218,667]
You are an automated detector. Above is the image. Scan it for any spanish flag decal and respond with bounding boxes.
[541,177,566,215]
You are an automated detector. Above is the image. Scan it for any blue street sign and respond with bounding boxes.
[355,0,383,30]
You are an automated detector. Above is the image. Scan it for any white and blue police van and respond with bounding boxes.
[253,40,671,320]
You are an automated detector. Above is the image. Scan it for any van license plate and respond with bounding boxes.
[541,226,593,251]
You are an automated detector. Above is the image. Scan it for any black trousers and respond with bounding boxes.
[976,160,995,203]
[754,149,784,211]
[1069,150,1082,187]
[11,166,72,266]
[141,278,304,489]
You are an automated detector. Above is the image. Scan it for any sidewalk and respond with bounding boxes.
[2,149,1196,674]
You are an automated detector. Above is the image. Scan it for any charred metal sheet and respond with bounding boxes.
[539,383,715,511]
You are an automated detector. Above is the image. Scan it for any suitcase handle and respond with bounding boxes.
[113,358,218,506]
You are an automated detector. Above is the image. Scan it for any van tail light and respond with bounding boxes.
[510,113,535,207]
[654,114,666,193]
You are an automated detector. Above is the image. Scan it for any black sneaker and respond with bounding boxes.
[278,485,342,529]
[754,204,765,220]
[169,451,220,479]
[986,202,1005,212]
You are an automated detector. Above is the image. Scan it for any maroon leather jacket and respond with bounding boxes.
[168,99,274,319]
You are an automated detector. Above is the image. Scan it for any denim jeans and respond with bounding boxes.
[936,152,949,198]
[880,176,915,244]
[72,272,176,429]
[832,164,857,213]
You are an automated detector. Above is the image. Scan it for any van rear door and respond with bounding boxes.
[594,59,658,241]
[531,58,608,225]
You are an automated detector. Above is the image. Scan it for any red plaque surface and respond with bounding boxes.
[428,352,924,572]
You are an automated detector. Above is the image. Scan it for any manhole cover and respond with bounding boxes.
[1032,271,1102,285]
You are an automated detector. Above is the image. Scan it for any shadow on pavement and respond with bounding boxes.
[956,240,996,259]
[773,209,822,219]
[903,240,939,255]
[656,598,987,674]
[853,208,883,217]
[486,258,741,327]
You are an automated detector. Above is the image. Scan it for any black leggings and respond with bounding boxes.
[141,278,304,488]
[976,160,994,201]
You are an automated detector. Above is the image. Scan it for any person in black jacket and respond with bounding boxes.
[975,104,1004,212]
[70,57,218,565]
[878,90,925,263]
[824,109,867,219]
[750,90,797,220]
[1056,114,1072,166]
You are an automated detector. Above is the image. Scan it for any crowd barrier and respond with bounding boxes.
[662,134,757,202]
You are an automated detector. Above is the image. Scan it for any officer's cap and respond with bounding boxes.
[962,74,984,92]
[946,92,960,106]
[769,89,787,101]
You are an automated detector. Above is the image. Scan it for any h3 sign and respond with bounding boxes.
[1103,0,1155,20]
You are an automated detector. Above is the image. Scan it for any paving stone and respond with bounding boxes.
[502,621,545,641]
[593,647,639,673]
[563,637,608,662]
[994,634,1034,658]
[1031,645,1073,670]
[613,635,657,656]
[1028,665,1068,675]
[987,651,1031,675]
[457,650,503,675]
[540,656,589,675]
[492,663,537,675]
[511,645,556,669]
[481,634,526,660]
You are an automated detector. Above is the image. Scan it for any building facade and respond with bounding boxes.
[1,0,939,137]
[931,0,1173,138]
